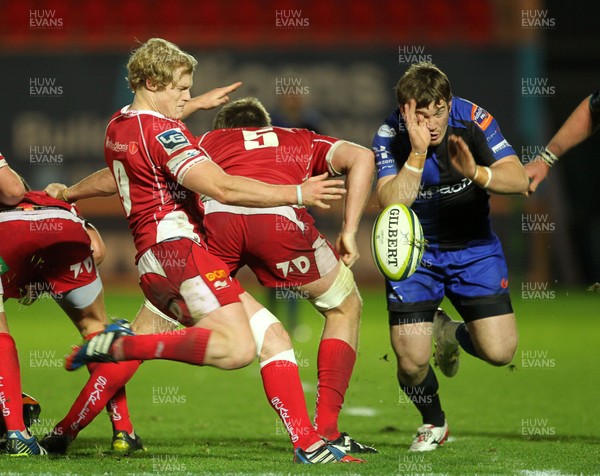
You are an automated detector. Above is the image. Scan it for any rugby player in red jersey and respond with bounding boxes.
[57,38,358,464]
[0,153,36,456]
[0,164,142,455]
[194,97,377,453]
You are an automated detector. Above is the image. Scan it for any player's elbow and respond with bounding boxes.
[209,187,239,206]
[0,182,25,206]
[341,148,375,177]
[357,148,375,168]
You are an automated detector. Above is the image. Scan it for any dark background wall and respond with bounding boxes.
[0,0,598,287]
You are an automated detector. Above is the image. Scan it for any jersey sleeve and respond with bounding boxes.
[0,152,7,169]
[468,103,516,162]
[372,113,403,180]
[152,125,209,184]
[310,131,344,176]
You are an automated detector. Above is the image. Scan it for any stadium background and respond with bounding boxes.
[0,0,599,291]
[0,1,599,473]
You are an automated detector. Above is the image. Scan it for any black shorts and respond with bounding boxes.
[388,293,513,326]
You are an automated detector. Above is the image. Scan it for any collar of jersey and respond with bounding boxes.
[121,105,169,120]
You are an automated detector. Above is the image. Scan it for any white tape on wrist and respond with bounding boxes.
[296,184,303,206]
[483,166,493,188]
[403,163,423,174]
[539,148,559,167]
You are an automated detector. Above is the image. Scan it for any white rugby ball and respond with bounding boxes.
[371,203,425,281]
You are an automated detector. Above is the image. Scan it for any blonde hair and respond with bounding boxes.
[126,38,197,92]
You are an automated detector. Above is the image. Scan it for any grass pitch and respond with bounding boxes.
[2,287,599,475]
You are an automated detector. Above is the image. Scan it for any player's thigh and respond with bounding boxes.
[193,301,256,367]
[386,263,443,372]
[138,239,245,327]
[195,301,253,341]
[466,313,518,365]
[132,299,180,334]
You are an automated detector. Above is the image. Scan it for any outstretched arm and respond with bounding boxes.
[181,82,243,120]
[526,92,600,193]
[45,167,117,202]
[182,160,346,210]
[449,135,528,194]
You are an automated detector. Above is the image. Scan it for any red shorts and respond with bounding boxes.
[137,238,244,327]
[0,208,97,300]
[203,203,339,288]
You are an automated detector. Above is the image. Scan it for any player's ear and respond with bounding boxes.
[145,78,159,91]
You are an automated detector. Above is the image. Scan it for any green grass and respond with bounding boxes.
[2,287,599,475]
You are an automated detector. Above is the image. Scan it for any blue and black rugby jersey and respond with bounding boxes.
[373,96,515,250]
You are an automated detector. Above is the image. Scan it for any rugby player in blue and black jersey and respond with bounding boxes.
[372,62,529,451]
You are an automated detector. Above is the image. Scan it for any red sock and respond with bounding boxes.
[0,333,26,432]
[314,339,356,440]
[114,327,210,365]
[107,386,133,434]
[55,360,140,437]
[260,359,322,451]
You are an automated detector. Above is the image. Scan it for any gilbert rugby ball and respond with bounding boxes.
[371,203,425,281]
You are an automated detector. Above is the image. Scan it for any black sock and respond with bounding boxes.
[456,323,481,358]
[400,366,445,427]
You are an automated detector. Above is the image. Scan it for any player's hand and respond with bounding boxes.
[335,231,359,268]
[44,182,68,201]
[401,99,430,154]
[448,135,477,179]
[300,173,346,209]
[524,158,550,194]
[196,82,243,110]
